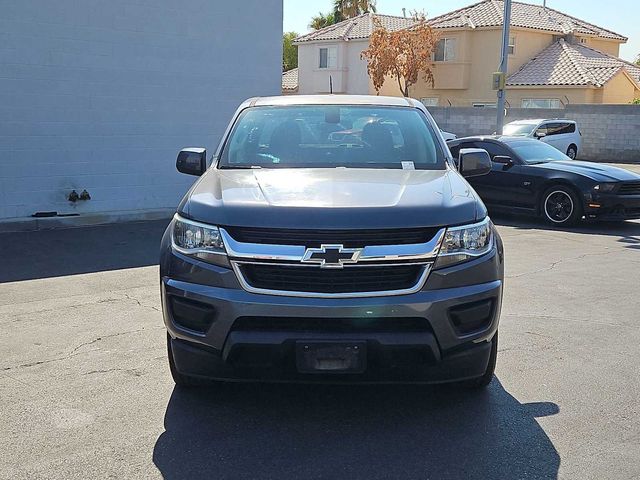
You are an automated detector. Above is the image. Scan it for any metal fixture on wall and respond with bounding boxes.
[68,190,79,202]
[67,189,91,202]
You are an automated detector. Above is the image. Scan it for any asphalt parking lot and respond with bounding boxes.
[1,215,640,479]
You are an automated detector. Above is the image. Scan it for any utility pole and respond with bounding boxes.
[495,0,512,134]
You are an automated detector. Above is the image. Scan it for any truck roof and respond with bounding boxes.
[247,95,420,108]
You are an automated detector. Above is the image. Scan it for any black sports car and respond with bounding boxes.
[447,136,640,225]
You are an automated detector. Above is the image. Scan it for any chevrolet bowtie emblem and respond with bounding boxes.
[301,244,362,269]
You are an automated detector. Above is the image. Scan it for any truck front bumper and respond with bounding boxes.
[161,242,504,384]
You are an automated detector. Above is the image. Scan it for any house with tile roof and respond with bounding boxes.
[294,0,639,107]
[282,68,299,94]
[294,14,415,96]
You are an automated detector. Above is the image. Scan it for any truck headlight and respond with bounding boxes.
[435,217,494,268]
[171,215,228,266]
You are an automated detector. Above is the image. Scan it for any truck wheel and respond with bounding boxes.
[167,334,206,388]
[566,145,577,159]
[541,186,581,226]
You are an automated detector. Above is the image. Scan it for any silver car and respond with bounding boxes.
[503,119,582,159]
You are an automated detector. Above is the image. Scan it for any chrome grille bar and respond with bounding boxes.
[221,228,445,264]
[221,227,446,298]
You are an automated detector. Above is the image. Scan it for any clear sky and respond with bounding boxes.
[283,0,639,62]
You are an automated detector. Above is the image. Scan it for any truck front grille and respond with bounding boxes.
[223,226,439,248]
[238,263,425,295]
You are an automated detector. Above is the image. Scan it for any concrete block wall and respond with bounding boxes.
[0,0,283,220]
[428,104,640,163]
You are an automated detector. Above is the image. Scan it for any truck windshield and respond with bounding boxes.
[219,105,446,170]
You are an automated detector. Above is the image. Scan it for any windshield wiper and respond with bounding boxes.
[220,165,262,170]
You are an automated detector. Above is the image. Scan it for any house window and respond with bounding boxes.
[420,97,439,106]
[522,98,561,108]
[319,47,337,69]
[508,36,516,55]
[434,38,456,62]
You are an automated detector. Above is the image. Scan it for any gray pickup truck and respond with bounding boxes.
[160,95,504,388]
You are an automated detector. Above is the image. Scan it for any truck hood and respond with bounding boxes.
[532,161,640,182]
[179,168,484,229]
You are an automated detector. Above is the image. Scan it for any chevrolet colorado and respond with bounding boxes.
[161,95,504,388]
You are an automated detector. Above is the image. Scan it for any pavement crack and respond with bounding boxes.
[0,283,156,309]
[507,250,615,279]
[0,297,124,326]
[69,337,104,355]
[123,293,161,312]
[83,368,123,375]
[1,328,147,372]
[83,367,146,377]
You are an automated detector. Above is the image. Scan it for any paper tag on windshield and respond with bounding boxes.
[401,161,415,170]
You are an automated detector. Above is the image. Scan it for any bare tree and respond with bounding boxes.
[361,13,438,97]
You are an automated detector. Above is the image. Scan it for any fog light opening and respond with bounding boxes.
[449,299,495,335]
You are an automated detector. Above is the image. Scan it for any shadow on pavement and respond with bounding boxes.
[153,380,560,479]
[0,219,170,283]
[492,213,640,250]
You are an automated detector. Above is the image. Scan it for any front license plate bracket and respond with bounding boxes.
[296,341,367,374]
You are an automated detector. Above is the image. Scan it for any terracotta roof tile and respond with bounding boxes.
[296,1,627,44]
[295,13,415,43]
[282,68,298,91]
[427,0,627,40]
[507,39,640,87]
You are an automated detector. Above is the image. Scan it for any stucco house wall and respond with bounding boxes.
[583,38,621,56]
[600,71,640,103]
[297,8,633,107]
[345,40,372,94]
[297,40,371,95]
[0,0,282,220]
[297,42,347,94]
[379,28,602,106]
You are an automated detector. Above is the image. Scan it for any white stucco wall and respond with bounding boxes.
[297,40,371,95]
[297,43,319,94]
[0,0,282,220]
[345,40,372,95]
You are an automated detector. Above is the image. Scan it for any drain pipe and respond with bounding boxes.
[495,0,512,135]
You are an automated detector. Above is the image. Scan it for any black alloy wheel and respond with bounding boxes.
[542,187,581,226]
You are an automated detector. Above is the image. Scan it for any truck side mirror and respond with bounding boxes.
[458,149,492,178]
[177,148,207,176]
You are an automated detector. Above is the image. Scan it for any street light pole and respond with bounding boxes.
[495,0,512,134]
